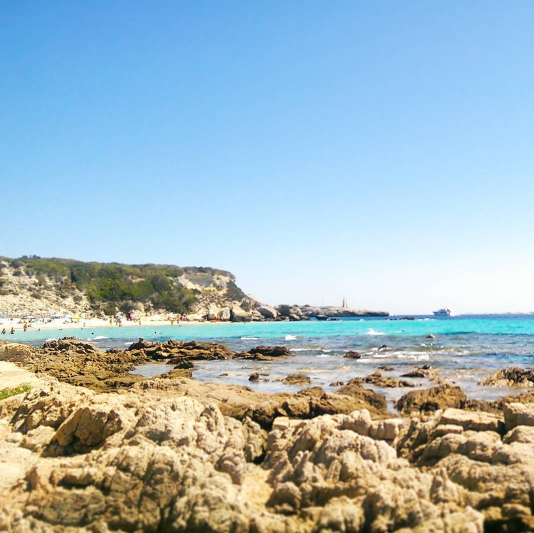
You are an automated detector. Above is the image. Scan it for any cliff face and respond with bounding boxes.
[0,256,257,318]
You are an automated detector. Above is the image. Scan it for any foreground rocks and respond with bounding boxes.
[4,341,534,531]
[4,373,534,531]
[0,376,495,532]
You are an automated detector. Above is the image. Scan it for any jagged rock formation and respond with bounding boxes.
[480,367,534,388]
[3,339,534,530]
[4,373,534,530]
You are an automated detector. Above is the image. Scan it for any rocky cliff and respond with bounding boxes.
[0,256,260,319]
[0,256,389,321]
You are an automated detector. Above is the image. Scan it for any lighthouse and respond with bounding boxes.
[342,297,348,309]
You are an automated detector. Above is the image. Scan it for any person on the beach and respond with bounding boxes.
[10,327,14,334]
[1,328,5,334]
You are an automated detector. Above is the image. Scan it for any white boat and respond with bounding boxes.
[433,308,452,317]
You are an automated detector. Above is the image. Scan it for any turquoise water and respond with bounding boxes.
[5,315,534,401]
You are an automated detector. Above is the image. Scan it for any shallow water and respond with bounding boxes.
[8,315,534,402]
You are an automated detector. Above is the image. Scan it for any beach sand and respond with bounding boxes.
[0,316,214,332]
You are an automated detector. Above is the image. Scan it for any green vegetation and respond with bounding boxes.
[0,383,32,401]
[2,256,240,314]
[225,280,247,301]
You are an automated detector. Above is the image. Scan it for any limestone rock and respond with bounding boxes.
[239,345,293,361]
[480,367,534,388]
[503,402,534,431]
[283,373,311,385]
[257,305,278,319]
[396,383,467,415]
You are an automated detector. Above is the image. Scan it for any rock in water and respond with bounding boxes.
[239,345,293,361]
[343,350,362,359]
[283,373,311,385]
[480,367,534,388]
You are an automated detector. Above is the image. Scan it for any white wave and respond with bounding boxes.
[292,348,324,352]
[397,353,430,361]
[92,336,108,340]
[285,335,298,341]
[44,338,57,342]
[366,328,385,336]
[317,354,330,358]
[241,337,259,340]
[372,353,392,359]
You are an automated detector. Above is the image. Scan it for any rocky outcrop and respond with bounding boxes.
[401,365,439,379]
[256,304,278,319]
[350,371,415,388]
[126,338,235,362]
[343,350,361,359]
[238,345,293,361]
[396,383,467,414]
[6,376,534,531]
[283,373,311,385]
[480,367,534,388]
[277,304,389,318]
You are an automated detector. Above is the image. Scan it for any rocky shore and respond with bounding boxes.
[1,339,534,531]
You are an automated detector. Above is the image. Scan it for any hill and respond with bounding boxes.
[0,256,258,319]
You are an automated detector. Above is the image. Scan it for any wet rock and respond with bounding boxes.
[248,373,260,382]
[426,334,436,339]
[283,373,311,385]
[128,339,235,362]
[343,350,361,359]
[378,365,394,371]
[396,383,467,414]
[239,345,293,361]
[329,380,344,387]
[378,344,388,351]
[480,367,534,388]
[401,366,439,379]
[42,337,99,355]
[363,371,414,388]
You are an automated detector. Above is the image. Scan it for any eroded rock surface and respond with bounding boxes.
[396,382,467,415]
[480,367,534,388]
[4,378,520,532]
[238,345,293,361]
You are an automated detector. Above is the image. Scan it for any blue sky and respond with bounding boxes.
[2,1,534,314]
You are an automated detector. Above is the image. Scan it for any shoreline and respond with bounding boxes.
[0,316,231,333]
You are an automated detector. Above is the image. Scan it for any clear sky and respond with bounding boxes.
[2,1,534,314]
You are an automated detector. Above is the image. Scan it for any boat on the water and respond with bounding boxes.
[433,308,452,317]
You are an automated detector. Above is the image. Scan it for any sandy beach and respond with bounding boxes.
[0,315,217,333]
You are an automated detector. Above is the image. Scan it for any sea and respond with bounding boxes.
[7,315,534,404]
